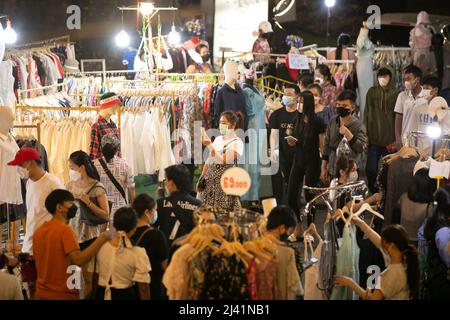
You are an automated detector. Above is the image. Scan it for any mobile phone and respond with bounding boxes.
[303,257,319,269]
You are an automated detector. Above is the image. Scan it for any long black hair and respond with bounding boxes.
[69,151,100,181]
[293,90,316,141]
[315,64,336,86]
[424,185,450,242]
[381,225,420,300]
[336,33,351,60]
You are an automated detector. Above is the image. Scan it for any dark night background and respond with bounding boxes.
[1,0,450,69]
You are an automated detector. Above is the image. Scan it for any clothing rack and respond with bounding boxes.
[8,35,71,50]
[17,81,68,105]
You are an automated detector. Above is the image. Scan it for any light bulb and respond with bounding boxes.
[4,20,17,44]
[115,30,130,47]
[325,0,336,8]
[168,25,181,46]
[426,122,442,139]
[140,2,154,16]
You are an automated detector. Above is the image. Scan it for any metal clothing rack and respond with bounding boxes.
[17,81,69,105]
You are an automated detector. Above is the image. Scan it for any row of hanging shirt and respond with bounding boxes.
[118,91,175,181]
[67,76,106,107]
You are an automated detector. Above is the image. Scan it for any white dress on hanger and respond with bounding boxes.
[0,61,16,109]
[0,134,23,205]
[356,28,374,119]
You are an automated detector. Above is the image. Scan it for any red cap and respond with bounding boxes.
[7,148,41,166]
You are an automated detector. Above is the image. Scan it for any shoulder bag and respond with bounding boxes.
[79,182,112,226]
[98,158,128,204]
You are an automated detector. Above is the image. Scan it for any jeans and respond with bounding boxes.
[365,144,388,194]
[288,161,321,224]
[272,161,293,206]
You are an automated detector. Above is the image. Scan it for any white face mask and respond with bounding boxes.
[378,77,389,87]
[422,89,433,100]
[18,167,29,179]
[315,77,324,85]
[150,211,158,225]
[404,81,414,91]
[69,169,81,182]
[282,95,295,107]
[219,123,229,136]
[348,171,358,183]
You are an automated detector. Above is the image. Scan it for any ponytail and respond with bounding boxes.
[381,225,420,300]
[403,244,420,300]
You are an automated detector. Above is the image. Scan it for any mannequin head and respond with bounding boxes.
[0,107,14,135]
[99,92,121,120]
[223,60,239,87]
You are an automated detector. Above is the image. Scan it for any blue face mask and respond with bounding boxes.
[150,211,158,225]
[282,95,295,107]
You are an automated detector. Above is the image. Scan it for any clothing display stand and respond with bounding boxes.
[17,82,69,105]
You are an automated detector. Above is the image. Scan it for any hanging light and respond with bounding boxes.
[426,117,442,139]
[115,30,130,47]
[3,19,17,44]
[139,2,154,16]
[325,0,336,7]
[168,25,181,46]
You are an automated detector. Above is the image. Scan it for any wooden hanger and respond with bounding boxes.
[303,223,323,243]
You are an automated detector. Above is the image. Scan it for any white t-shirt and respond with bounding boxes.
[95,242,151,289]
[412,102,450,155]
[23,172,65,254]
[394,88,428,140]
[212,136,244,158]
[379,263,410,300]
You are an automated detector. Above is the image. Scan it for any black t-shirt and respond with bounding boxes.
[131,226,169,300]
[293,116,326,167]
[269,108,300,163]
[156,191,202,243]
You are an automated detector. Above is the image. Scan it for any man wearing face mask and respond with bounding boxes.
[156,165,201,244]
[394,65,427,149]
[269,85,301,205]
[321,91,368,185]
[33,189,110,300]
[364,67,400,194]
[8,148,64,255]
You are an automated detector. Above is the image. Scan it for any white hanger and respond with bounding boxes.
[352,203,384,220]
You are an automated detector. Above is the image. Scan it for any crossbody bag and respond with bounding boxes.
[98,158,128,204]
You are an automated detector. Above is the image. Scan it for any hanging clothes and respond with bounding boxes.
[304,238,325,300]
[275,245,304,300]
[89,115,120,161]
[241,85,267,201]
[356,27,375,119]
[330,223,360,300]
[0,61,16,108]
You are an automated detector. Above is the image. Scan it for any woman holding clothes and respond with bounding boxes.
[287,90,326,224]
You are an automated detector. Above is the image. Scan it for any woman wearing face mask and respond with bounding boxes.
[67,150,110,298]
[132,194,169,300]
[335,222,420,300]
[199,111,245,210]
[186,44,214,74]
[308,83,335,126]
[287,90,326,224]
[314,64,340,111]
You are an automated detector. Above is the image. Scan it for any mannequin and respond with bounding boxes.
[213,60,247,128]
[0,106,24,252]
[356,21,374,119]
[241,69,268,201]
[409,11,434,76]
[89,93,121,160]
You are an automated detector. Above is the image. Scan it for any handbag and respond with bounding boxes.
[98,158,127,204]
[79,182,112,226]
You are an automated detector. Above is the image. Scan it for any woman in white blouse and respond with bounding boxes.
[93,207,151,300]
[198,111,244,210]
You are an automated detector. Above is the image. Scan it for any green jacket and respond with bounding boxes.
[363,66,400,147]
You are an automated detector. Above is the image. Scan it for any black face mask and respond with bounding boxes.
[280,232,290,242]
[337,107,351,118]
[202,53,210,63]
[67,204,78,220]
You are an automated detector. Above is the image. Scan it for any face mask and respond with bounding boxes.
[69,169,81,182]
[219,124,229,136]
[280,232,290,242]
[201,53,210,63]
[337,107,350,118]
[378,77,389,87]
[282,95,294,107]
[67,204,78,220]
[150,211,158,225]
[18,166,29,179]
[348,171,358,183]
[314,96,321,105]
[315,77,324,85]
[422,89,433,100]
[404,81,414,91]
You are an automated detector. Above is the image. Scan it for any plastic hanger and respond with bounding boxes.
[352,203,384,220]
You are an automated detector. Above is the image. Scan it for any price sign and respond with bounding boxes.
[288,53,309,70]
[220,167,251,197]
